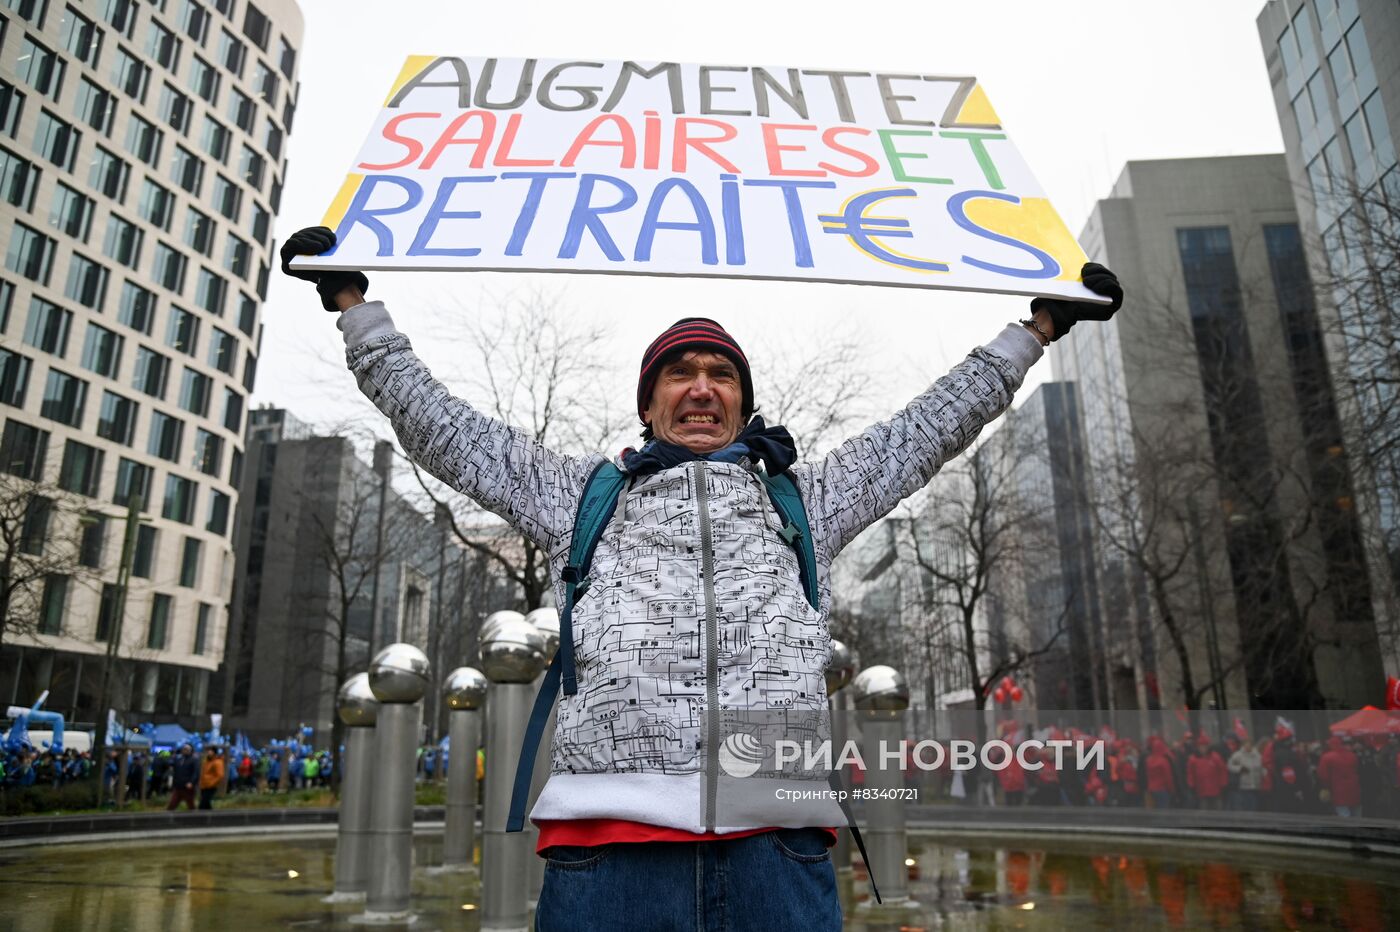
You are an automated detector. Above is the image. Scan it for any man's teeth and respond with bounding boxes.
[681,415,716,423]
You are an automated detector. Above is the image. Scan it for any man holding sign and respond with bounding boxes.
[282,54,1121,932]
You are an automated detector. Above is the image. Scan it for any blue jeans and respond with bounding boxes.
[535,829,842,932]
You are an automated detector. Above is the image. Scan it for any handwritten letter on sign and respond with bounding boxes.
[295,57,1100,300]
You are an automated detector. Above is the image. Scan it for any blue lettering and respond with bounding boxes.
[332,176,423,257]
[559,173,638,261]
[501,171,577,256]
[406,176,495,257]
[741,179,837,269]
[634,178,718,266]
[719,173,744,266]
[946,190,1060,279]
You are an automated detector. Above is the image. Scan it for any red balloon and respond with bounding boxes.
[1010,687,1024,703]
[993,688,1007,704]
[1002,677,1013,690]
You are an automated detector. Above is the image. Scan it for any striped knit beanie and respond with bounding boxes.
[637,318,753,423]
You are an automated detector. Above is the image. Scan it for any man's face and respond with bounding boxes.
[644,351,744,454]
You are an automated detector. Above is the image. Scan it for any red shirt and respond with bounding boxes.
[536,820,836,853]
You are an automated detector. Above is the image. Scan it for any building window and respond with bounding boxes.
[124,113,163,166]
[190,55,219,103]
[0,81,26,139]
[7,224,57,284]
[148,409,184,461]
[170,144,203,194]
[223,233,249,278]
[74,78,116,136]
[23,297,71,354]
[102,214,144,268]
[262,118,281,161]
[88,145,130,200]
[98,0,136,39]
[195,267,226,315]
[241,2,269,49]
[207,327,235,374]
[211,173,240,220]
[132,345,170,397]
[113,455,151,506]
[16,37,66,102]
[40,368,87,426]
[95,582,118,641]
[131,521,156,575]
[166,306,200,355]
[162,472,196,523]
[227,446,241,487]
[251,58,277,105]
[0,347,34,407]
[65,253,111,310]
[147,593,171,649]
[192,426,220,474]
[199,114,230,163]
[226,86,253,132]
[159,83,191,133]
[60,5,103,68]
[222,386,241,432]
[178,367,211,416]
[236,291,255,336]
[237,143,263,190]
[0,419,49,480]
[18,493,52,554]
[138,178,175,230]
[81,322,124,378]
[151,241,187,291]
[50,181,96,240]
[0,145,40,210]
[110,45,150,103]
[96,389,137,444]
[79,512,106,567]
[118,281,156,333]
[34,110,80,171]
[206,486,228,534]
[183,206,215,256]
[249,201,268,246]
[4,0,49,28]
[38,575,68,634]
[177,0,208,42]
[218,28,245,77]
[58,437,104,496]
[146,19,181,71]
[193,602,210,654]
[179,535,200,586]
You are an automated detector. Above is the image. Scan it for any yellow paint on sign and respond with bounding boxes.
[962,196,1087,281]
[384,55,438,106]
[957,85,1001,127]
[319,173,364,231]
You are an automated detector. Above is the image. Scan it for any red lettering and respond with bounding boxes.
[493,113,553,167]
[562,114,637,169]
[761,123,825,177]
[819,127,880,177]
[420,110,497,170]
[672,118,740,173]
[359,112,438,171]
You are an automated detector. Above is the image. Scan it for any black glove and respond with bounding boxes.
[279,226,370,313]
[1030,262,1123,341]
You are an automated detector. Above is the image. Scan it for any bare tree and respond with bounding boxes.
[0,475,93,651]
[750,330,877,456]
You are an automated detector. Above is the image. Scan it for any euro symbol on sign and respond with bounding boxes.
[819,188,949,273]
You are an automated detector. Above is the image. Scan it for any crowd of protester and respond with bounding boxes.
[903,723,1400,819]
[1,747,94,788]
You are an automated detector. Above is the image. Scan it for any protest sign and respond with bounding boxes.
[295,57,1102,301]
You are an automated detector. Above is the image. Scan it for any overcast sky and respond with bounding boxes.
[256,0,1286,451]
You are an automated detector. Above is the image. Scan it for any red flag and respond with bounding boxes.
[1387,677,1400,711]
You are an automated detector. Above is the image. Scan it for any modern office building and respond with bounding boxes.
[0,0,303,724]
[1054,155,1383,711]
[1257,0,1400,673]
[978,382,1108,712]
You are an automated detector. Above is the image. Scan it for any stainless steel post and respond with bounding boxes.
[480,616,546,932]
[825,640,855,875]
[328,673,379,902]
[524,607,558,907]
[853,665,915,909]
[357,644,430,924]
[442,667,487,869]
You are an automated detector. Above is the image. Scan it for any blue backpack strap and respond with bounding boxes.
[507,460,626,834]
[759,471,819,611]
[558,460,628,696]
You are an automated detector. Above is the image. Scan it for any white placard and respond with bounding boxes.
[295,57,1102,301]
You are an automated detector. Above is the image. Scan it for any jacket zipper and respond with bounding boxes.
[693,461,720,832]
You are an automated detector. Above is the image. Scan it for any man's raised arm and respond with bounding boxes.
[794,263,1123,561]
[278,227,601,554]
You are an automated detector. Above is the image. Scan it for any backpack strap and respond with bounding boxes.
[506,460,626,833]
[759,471,819,611]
